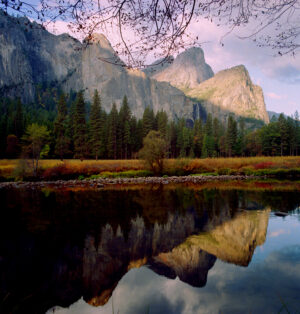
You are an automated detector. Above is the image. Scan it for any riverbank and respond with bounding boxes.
[1,156,300,182]
[0,174,261,189]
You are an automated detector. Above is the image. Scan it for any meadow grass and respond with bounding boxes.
[1,156,300,180]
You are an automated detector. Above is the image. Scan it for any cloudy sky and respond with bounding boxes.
[187,19,300,117]
[45,13,300,116]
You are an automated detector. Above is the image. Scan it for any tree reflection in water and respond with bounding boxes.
[0,183,299,313]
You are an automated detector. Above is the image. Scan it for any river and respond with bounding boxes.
[0,181,299,313]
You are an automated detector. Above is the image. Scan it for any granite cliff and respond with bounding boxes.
[185,65,270,123]
[0,11,269,123]
[0,12,192,120]
[145,47,214,89]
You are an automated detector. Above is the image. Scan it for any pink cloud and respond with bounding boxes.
[266,92,286,100]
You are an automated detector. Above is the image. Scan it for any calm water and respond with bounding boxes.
[0,183,300,313]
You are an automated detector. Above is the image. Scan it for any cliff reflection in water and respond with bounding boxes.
[0,185,299,313]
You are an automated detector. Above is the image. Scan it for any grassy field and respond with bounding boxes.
[1,156,300,181]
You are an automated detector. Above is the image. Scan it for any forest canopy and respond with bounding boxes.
[1,89,300,161]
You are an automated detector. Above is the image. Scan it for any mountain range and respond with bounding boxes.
[0,11,269,124]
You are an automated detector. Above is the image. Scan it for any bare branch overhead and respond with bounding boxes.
[1,0,300,67]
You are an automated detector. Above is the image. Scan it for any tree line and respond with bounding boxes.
[0,89,300,160]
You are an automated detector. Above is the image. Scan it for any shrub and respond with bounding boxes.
[139,131,168,175]
[12,159,30,181]
[95,170,153,178]
[253,161,275,170]
[217,168,231,175]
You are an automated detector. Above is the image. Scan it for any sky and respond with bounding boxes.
[187,18,300,116]
[41,9,300,116]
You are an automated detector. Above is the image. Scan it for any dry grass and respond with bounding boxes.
[0,159,144,179]
[1,156,300,180]
[164,156,300,173]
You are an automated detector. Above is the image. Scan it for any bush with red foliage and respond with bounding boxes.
[253,161,275,170]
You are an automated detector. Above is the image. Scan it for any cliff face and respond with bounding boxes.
[0,11,82,102]
[185,65,270,123]
[0,12,269,123]
[145,47,214,89]
[0,13,193,120]
[144,50,269,124]
[179,209,270,267]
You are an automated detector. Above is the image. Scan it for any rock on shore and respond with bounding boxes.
[0,175,259,190]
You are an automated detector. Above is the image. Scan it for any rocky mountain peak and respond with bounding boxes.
[84,33,114,51]
[148,47,214,89]
[216,65,252,85]
[0,11,269,125]
[186,64,270,123]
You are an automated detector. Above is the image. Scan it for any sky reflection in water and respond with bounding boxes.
[50,212,300,314]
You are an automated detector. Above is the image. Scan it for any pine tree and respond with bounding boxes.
[135,119,144,156]
[14,98,24,138]
[236,118,246,156]
[259,122,280,156]
[294,111,300,155]
[119,95,132,158]
[201,114,215,157]
[107,103,118,159]
[287,117,296,155]
[176,118,186,157]
[142,107,155,137]
[193,119,203,157]
[73,91,87,160]
[213,117,222,156]
[167,121,177,158]
[99,110,108,158]
[156,110,168,138]
[205,113,213,136]
[226,115,237,157]
[180,127,192,157]
[66,100,76,157]
[278,114,289,156]
[128,116,138,158]
[90,90,102,159]
[54,93,70,160]
[124,121,131,159]
[202,134,215,158]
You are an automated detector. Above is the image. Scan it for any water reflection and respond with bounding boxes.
[51,217,300,314]
[0,184,300,313]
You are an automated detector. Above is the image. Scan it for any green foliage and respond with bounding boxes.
[226,115,237,157]
[89,169,153,179]
[156,110,168,138]
[107,102,118,159]
[205,113,213,136]
[202,134,215,158]
[90,90,102,159]
[142,106,155,137]
[54,93,70,159]
[119,95,132,158]
[193,119,203,157]
[22,123,50,176]
[1,91,300,162]
[12,159,30,181]
[73,91,87,160]
[15,98,24,138]
[139,130,168,175]
[190,172,217,176]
